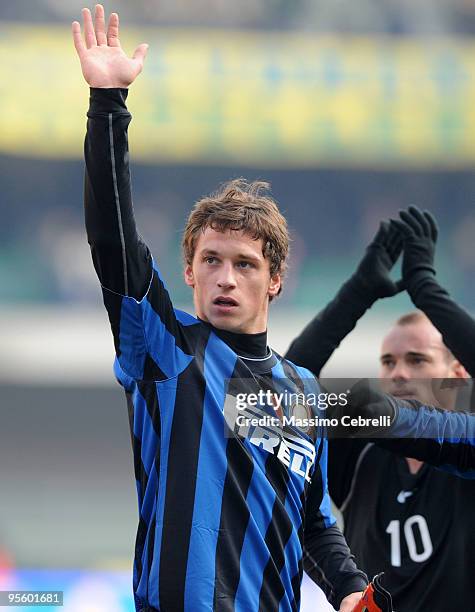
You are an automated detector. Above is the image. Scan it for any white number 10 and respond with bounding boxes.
[386,515,433,567]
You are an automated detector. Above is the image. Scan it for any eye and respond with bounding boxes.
[236,261,254,269]
[204,256,218,265]
[408,356,426,365]
[381,359,394,369]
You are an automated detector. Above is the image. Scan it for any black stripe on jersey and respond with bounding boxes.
[258,452,294,611]
[133,514,148,592]
[290,570,302,611]
[142,353,169,381]
[137,381,162,437]
[305,463,326,532]
[146,516,156,604]
[158,339,209,610]
[147,273,202,356]
[102,289,124,358]
[280,359,305,394]
[213,437,254,610]
[126,391,135,444]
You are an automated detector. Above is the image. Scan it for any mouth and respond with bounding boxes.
[213,296,238,309]
[390,389,418,400]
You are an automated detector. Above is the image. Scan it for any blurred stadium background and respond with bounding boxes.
[1,1,475,610]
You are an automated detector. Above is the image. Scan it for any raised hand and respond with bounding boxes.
[352,221,404,301]
[72,4,148,88]
[391,205,438,282]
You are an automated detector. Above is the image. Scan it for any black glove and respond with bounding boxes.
[391,206,438,292]
[351,221,404,305]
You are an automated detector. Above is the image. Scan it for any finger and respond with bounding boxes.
[423,210,439,242]
[387,228,403,261]
[94,4,107,46]
[72,21,86,57]
[82,7,97,49]
[107,12,121,47]
[133,43,149,64]
[370,221,389,247]
[391,218,413,239]
[407,205,430,236]
[399,209,422,236]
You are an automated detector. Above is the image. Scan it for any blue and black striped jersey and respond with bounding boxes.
[84,87,368,612]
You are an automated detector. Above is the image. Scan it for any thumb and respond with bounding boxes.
[133,43,149,63]
[370,221,389,247]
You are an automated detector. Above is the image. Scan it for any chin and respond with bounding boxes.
[203,313,240,332]
[214,319,246,333]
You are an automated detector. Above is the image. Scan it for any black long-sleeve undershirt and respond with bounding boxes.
[406,272,475,377]
[84,87,152,300]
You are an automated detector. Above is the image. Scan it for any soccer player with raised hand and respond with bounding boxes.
[72,6,368,611]
[287,207,475,611]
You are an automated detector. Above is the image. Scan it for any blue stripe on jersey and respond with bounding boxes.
[183,333,238,610]
[234,445,275,612]
[141,297,194,378]
[317,438,336,529]
[114,358,134,391]
[147,378,179,608]
[175,308,199,326]
[118,297,148,379]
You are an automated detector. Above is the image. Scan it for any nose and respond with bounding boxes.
[217,262,237,289]
[390,361,410,383]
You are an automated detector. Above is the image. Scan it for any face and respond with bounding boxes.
[184,227,281,334]
[379,319,467,408]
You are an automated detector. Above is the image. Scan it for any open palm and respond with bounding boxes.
[72,4,148,88]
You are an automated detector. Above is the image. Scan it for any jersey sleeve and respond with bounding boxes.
[406,273,475,376]
[303,438,368,608]
[378,400,475,479]
[84,88,196,382]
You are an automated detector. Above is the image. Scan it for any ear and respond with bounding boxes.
[268,273,281,298]
[184,264,195,288]
[450,359,469,379]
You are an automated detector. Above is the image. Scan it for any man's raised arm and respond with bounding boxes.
[73,5,150,298]
[73,6,196,383]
